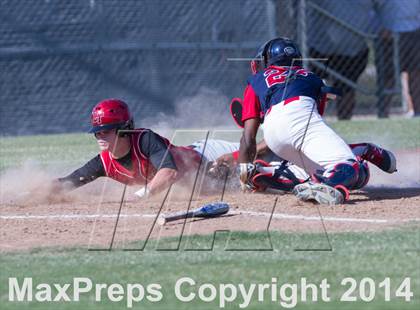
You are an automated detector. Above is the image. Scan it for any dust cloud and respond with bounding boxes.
[368,150,420,188]
[0,160,126,206]
[0,160,66,205]
[143,87,236,135]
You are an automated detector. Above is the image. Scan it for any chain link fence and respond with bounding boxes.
[277,0,419,120]
[0,0,276,135]
[1,0,419,135]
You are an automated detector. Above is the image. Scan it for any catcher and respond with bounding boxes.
[216,98,397,194]
[220,37,397,204]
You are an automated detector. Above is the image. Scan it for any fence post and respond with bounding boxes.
[392,32,403,112]
[374,35,385,117]
[267,0,278,38]
[297,0,308,68]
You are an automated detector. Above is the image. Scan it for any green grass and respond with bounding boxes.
[0,229,419,309]
[329,118,420,150]
[0,133,98,171]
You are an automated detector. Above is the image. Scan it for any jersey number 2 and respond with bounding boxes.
[264,68,308,88]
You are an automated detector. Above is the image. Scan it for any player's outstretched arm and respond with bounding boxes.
[134,168,178,199]
[56,155,105,191]
[135,130,179,199]
[210,139,269,175]
[256,139,269,156]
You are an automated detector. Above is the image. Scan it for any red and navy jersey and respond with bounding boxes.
[247,66,324,116]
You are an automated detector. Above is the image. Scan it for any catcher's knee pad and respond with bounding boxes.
[313,160,361,189]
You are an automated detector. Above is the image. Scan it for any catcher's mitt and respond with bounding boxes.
[230,97,244,128]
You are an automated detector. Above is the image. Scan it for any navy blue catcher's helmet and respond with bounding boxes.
[251,37,302,74]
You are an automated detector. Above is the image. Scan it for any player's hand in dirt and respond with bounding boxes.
[208,153,236,179]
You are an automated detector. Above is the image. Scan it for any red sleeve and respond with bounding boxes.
[242,84,261,123]
[231,150,239,161]
[318,94,327,116]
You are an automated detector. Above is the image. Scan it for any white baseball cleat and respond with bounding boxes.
[292,182,345,205]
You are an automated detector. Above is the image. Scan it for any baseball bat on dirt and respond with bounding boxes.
[157,202,229,226]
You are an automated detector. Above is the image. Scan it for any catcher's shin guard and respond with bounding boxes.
[313,160,361,190]
[352,160,370,189]
[252,160,305,192]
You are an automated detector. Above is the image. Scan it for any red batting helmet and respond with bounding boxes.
[89,99,134,133]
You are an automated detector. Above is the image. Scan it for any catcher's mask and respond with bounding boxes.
[89,98,134,135]
[250,37,302,74]
[250,43,265,75]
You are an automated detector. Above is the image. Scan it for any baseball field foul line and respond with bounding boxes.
[1,212,419,224]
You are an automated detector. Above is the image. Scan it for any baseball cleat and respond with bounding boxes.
[362,143,397,173]
[292,182,345,205]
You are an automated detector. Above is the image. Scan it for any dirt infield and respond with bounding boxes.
[1,151,420,252]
